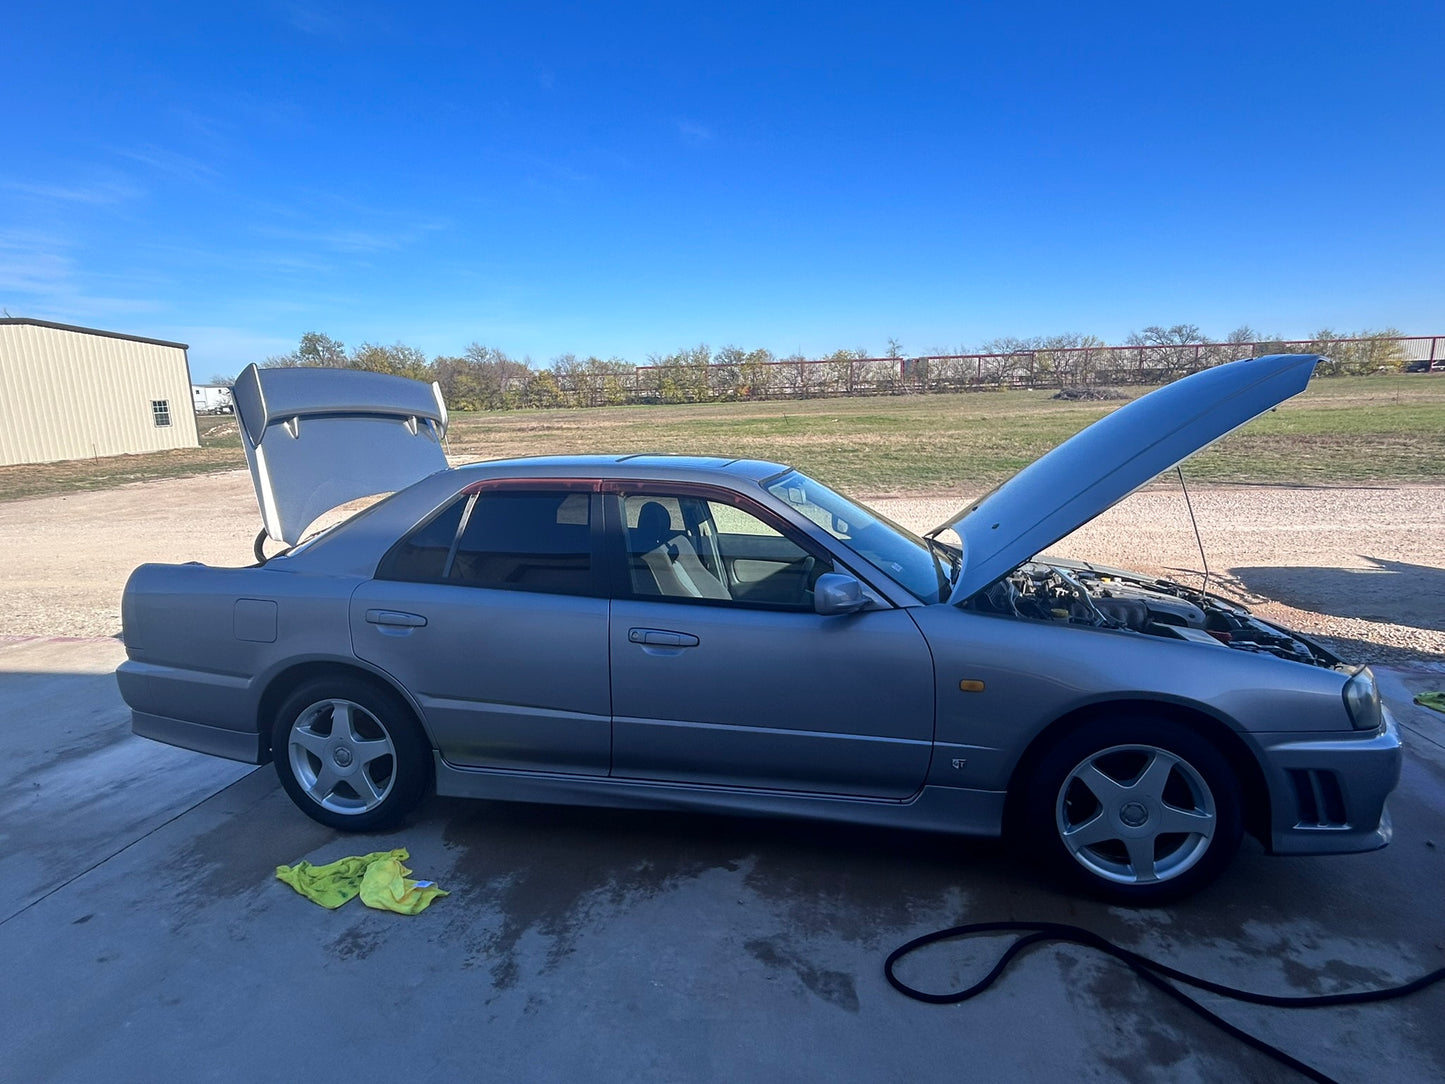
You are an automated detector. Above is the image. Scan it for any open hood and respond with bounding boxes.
[233,364,448,546]
[939,354,1319,604]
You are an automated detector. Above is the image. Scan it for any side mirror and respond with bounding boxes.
[813,573,868,616]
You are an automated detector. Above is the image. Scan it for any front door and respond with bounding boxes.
[605,486,935,798]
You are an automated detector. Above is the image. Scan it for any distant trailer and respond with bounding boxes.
[0,318,199,466]
[192,384,234,414]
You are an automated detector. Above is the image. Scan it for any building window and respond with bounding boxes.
[152,400,171,427]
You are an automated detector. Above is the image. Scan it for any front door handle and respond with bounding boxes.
[366,609,428,628]
[627,627,699,647]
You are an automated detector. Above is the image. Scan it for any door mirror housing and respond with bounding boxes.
[813,573,868,616]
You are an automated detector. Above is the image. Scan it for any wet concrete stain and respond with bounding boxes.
[735,822,1036,946]
[438,799,753,990]
[44,713,133,768]
[1053,890,1445,1081]
[164,788,335,930]
[1076,952,1232,1082]
[744,937,859,1012]
[434,794,1072,995]
[330,923,386,961]
[1273,944,1394,994]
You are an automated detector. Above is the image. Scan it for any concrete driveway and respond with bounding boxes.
[3,636,1443,1082]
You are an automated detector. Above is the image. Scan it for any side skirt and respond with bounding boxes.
[433,753,1005,837]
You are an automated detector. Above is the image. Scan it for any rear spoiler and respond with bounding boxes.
[233,364,449,546]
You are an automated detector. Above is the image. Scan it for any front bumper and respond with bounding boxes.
[1256,708,1403,856]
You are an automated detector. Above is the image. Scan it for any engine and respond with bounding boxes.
[964,560,1339,668]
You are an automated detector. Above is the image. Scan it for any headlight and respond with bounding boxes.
[1342,667,1383,732]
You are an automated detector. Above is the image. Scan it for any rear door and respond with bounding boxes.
[605,484,935,798]
[350,483,611,775]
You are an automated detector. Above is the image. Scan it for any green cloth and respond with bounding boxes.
[276,848,445,911]
[359,854,449,915]
[1415,691,1445,714]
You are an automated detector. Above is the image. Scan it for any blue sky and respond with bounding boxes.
[3,2,1442,377]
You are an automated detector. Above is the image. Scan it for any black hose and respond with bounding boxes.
[885,920,1445,1084]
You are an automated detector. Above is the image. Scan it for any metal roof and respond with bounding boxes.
[0,318,189,351]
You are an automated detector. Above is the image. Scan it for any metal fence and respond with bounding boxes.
[618,335,1444,403]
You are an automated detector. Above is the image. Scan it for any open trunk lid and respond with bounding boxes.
[232,363,449,546]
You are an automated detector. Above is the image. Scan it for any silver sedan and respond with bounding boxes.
[118,355,1401,903]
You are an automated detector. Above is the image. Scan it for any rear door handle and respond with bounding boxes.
[627,627,699,647]
[366,609,428,628]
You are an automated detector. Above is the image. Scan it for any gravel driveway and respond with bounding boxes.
[2,470,1441,664]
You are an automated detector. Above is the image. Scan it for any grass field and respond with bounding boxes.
[2,375,1441,503]
[441,374,1445,495]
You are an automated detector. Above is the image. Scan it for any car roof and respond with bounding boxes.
[447,454,793,485]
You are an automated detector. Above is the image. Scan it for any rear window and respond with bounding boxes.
[381,498,467,582]
[452,492,591,593]
[380,490,594,595]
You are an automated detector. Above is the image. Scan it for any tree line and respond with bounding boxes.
[236,325,1416,410]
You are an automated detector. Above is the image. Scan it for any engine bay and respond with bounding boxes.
[964,559,1340,667]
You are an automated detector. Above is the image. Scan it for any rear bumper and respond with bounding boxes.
[117,658,264,763]
[131,710,265,763]
[1258,709,1403,856]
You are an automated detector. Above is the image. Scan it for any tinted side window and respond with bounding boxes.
[450,491,592,594]
[382,497,467,582]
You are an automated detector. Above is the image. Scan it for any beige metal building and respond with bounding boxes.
[0,319,200,466]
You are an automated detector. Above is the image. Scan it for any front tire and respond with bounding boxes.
[1023,717,1244,904]
[271,678,431,832]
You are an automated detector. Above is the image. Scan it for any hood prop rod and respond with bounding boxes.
[1175,466,1212,603]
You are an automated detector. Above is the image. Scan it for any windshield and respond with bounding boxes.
[765,470,957,604]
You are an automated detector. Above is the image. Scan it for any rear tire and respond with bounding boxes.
[271,677,431,832]
[1022,716,1244,904]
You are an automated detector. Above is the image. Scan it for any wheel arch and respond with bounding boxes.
[255,658,431,762]
[1003,698,1272,845]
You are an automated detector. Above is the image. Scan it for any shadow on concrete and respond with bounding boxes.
[0,657,254,923]
[1229,557,1445,631]
[1310,630,1445,666]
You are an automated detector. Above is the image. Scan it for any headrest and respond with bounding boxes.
[635,501,673,548]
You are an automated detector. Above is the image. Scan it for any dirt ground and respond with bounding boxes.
[1,469,1441,665]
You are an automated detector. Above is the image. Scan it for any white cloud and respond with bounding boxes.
[252,212,447,255]
[275,1,395,42]
[0,230,168,322]
[114,145,219,184]
[0,231,73,294]
[3,178,143,205]
[281,0,348,38]
[678,120,713,147]
[252,225,408,254]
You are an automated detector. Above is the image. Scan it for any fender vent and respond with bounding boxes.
[1289,769,1348,828]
